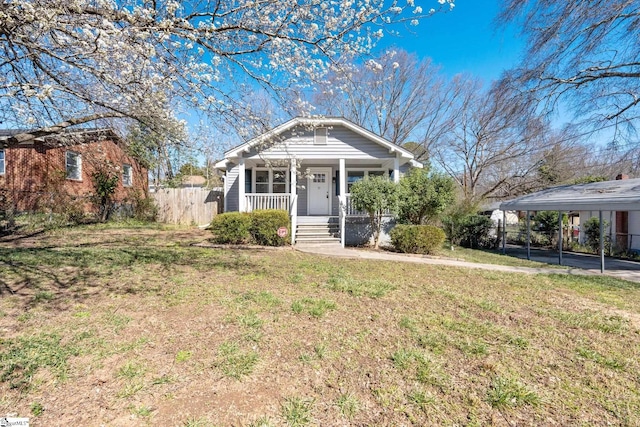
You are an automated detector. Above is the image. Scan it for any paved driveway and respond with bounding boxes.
[504,246,640,283]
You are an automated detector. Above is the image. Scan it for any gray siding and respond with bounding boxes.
[226,163,239,212]
[246,125,391,160]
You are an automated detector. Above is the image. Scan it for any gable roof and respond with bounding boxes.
[222,116,419,162]
[500,178,640,211]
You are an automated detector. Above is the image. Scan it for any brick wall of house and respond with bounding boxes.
[0,137,148,213]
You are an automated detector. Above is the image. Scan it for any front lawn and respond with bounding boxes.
[1,224,639,425]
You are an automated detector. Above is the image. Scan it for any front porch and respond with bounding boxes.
[243,193,390,247]
[236,157,400,247]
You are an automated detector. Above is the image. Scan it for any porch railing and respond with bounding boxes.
[245,193,291,212]
[344,194,392,216]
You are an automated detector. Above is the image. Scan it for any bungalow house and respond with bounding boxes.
[0,128,148,215]
[215,117,422,246]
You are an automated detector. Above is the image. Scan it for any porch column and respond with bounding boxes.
[393,155,400,183]
[290,159,297,245]
[222,175,228,212]
[599,210,605,273]
[339,158,346,248]
[501,211,506,254]
[238,157,245,212]
[558,210,563,265]
[526,210,531,260]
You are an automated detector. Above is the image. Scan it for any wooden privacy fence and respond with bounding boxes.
[152,188,222,226]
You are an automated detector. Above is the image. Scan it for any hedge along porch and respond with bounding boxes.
[500,176,640,273]
[214,117,422,246]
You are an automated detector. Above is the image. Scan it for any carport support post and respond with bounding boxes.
[599,210,605,273]
[558,210,563,265]
[502,211,506,254]
[526,210,531,260]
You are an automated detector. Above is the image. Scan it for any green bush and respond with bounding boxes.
[397,168,455,225]
[131,191,158,222]
[350,175,398,248]
[390,224,446,254]
[209,212,252,244]
[583,216,609,252]
[442,214,494,249]
[249,210,290,246]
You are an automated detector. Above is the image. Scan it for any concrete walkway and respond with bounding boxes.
[295,244,640,283]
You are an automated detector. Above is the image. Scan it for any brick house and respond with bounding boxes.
[0,128,148,214]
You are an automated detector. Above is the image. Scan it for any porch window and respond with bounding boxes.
[66,151,82,180]
[253,168,289,193]
[347,171,364,193]
[0,149,4,175]
[273,170,287,193]
[347,170,387,193]
[255,170,269,193]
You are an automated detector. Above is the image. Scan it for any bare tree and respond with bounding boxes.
[313,49,453,148]
[497,0,640,141]
[0,0,455,145]
[432,77,551,202]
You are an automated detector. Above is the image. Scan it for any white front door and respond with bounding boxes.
[307,167,331,215]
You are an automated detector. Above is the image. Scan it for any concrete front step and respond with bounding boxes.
[297,216,339,224]
[295,216,341,245]
[296,236,341,242]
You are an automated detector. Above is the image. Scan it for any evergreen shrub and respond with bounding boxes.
[250,210,290,246]
[209,212,252,244]
[390,224,446,254]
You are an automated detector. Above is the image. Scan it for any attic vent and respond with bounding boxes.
[314,128,327,145]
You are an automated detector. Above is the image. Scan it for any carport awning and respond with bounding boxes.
[500,178,640,211]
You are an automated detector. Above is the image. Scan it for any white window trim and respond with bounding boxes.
[0,149,5,175]
[346,168,388,194]
[314,127,328,145]
[250,167,290,194]
[122,164,133,187]
[65,151,82,181]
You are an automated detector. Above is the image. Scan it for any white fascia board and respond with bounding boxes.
[214,159,229,170]
[501,201,640,211]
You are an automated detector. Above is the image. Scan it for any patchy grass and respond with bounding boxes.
[0,224,639,425]
[487,376,540,409]
[215,341,259,379]
[282,397,314,426]
[291,297,337,317]
[0,333,79,390]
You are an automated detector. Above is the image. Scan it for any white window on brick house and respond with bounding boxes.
[0,149,5,175]
[66,151,82,180]
[122,164,133,187]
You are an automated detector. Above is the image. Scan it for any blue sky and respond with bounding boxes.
[378,1,524,83]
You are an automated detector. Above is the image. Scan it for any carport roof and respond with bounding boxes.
[500,178,640,211]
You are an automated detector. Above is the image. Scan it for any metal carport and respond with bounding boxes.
[500,178,640,273]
